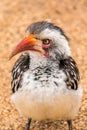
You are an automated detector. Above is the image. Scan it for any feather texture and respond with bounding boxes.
[11,53,30,93]
[59,56,80,90]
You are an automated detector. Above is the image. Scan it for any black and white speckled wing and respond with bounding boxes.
[59,56,80,90]
[11,53,30,93]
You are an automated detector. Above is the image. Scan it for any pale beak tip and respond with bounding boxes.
[9,52,15,60]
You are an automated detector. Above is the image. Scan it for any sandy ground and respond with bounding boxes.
[0,0,87,130]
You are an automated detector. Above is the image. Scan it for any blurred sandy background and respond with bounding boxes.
[0,0,87,130]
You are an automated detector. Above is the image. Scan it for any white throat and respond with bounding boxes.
[29,52,48,70]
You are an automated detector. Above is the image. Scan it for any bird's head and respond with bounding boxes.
[10,21,71,59]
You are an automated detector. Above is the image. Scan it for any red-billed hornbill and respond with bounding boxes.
[10,21,82,130]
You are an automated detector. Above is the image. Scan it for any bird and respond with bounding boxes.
[10,21,83,130]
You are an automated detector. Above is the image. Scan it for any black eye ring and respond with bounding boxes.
[43,39,50,45]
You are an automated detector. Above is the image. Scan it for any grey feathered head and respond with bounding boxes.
[11,21,71,59]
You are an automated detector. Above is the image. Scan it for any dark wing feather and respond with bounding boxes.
[11,53,30,93]
[59,56,80,90]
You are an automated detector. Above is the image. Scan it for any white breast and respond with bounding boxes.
[11,68,82,120]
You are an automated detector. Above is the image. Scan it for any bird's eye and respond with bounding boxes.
[43,39,50,45]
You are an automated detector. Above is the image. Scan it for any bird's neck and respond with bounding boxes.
[29,52,63,71]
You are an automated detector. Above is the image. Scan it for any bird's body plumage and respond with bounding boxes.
[11,53,82,121]
[11,21,82,130]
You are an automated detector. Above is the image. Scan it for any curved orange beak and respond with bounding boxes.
[10,34,45,59]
